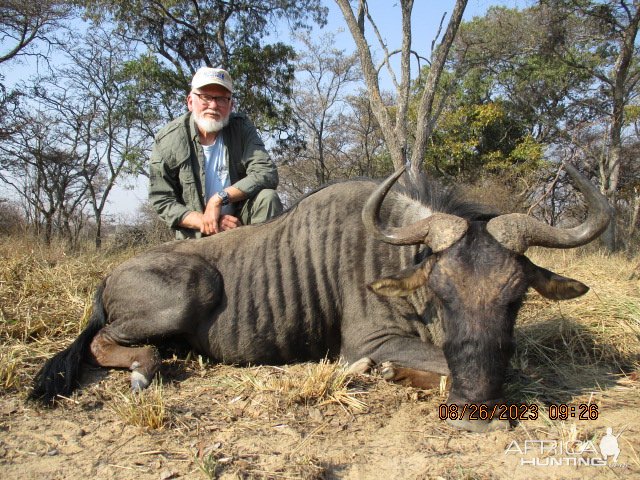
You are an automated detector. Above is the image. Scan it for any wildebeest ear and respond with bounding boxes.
[525,260,589,300]
[368,258,434,297]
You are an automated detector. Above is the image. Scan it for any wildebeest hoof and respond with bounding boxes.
[346,357,374,375]
[380,362,396,380]
[446,417,511,433]
[130,370,151,391]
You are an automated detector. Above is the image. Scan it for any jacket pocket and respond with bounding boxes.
[178,164,203,211]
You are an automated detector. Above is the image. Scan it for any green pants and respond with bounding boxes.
[238,189,283,225]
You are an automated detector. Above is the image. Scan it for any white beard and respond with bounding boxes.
[194,111,230,133]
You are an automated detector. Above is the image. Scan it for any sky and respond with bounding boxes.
[1,0,528,221]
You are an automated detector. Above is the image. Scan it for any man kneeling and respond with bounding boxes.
[149,67,283,239]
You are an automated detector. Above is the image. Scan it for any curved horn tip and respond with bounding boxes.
[487,161,612,252]
[561,161,579,177]
[390,166,406,181]
[361,166,409,243]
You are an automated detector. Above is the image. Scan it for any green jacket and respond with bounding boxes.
[148,112,278,237]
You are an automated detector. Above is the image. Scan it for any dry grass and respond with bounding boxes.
[108,380,168,430]
[0,236,139,396]
[235,359,368,413]
[507,248,640,406]
[0,344,22,390]
[0,237,137,342]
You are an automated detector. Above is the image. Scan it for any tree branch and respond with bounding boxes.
[411,0,468,177]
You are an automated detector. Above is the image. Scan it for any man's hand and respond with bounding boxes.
[219,215,242,231]
[200,193,243,235]
[179,211,241,235]
[201,195,222,235]
[179,187,247,235]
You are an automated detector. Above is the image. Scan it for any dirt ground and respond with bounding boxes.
[1,357,638,480]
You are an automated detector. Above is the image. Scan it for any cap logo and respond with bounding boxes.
[191,67,233,92]
[204,71,225,80]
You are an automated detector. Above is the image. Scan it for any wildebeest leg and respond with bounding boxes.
[367,338,510,432]
[347,335,449,388]
[379,362,446,390]
[92,252,222,390]
[345,357,374,375]
[345,357,445,390]
[89,331,161,390]
[368,335,449,375]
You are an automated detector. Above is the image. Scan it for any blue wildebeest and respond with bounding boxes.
[31,164,610,431]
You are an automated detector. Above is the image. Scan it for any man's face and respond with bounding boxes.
[188,84,233,134]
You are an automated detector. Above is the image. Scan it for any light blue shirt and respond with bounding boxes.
[202,136,233,215]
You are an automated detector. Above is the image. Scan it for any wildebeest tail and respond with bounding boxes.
[30,281,108,404]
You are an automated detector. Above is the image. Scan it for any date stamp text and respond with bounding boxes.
[439,403,599,422]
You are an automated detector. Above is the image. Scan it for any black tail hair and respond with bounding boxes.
[30,282,108,404]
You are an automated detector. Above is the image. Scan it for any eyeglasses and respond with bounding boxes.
[192,92,232,107]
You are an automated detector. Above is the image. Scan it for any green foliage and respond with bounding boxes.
[451,5,595,144]
[231,42,297,132]
[404,6,572,183]
[419,1,638,195]
[508,135,544,171]
[119,53,185,128]
[626,105,640,124]
[75,0,328,140]
[425,100,544,182]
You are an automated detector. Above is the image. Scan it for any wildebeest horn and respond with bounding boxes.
[362,167,469,252]
[486,163,612,253]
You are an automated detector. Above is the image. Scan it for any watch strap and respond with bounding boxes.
[217,190,230,206]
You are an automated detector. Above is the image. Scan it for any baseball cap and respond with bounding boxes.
[191,67,233,93]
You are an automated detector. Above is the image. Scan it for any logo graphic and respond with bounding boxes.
[505,426,627,468]
[599,427,621,463]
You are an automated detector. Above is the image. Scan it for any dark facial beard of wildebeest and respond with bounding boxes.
[30,163,611,433]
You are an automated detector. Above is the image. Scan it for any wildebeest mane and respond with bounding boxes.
[402,174,499,222]
[277,173,499,223]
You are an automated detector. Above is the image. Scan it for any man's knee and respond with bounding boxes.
[241,189,283,225]
[255,189,282,210]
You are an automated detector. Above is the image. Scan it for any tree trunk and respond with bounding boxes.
[599,206,617,250]
[336,0,468,176]
[43,214,53,246]
[628,187,639,239]
[95,215,102,250]
[598,3,640,252]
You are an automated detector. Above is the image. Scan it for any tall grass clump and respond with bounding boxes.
[0,345,23,391]
[109,380,167,430]
[239,359,368,412]
[1,237,111,341]
[509,248,640,402]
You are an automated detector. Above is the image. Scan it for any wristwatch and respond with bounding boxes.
[216,190,230,206]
